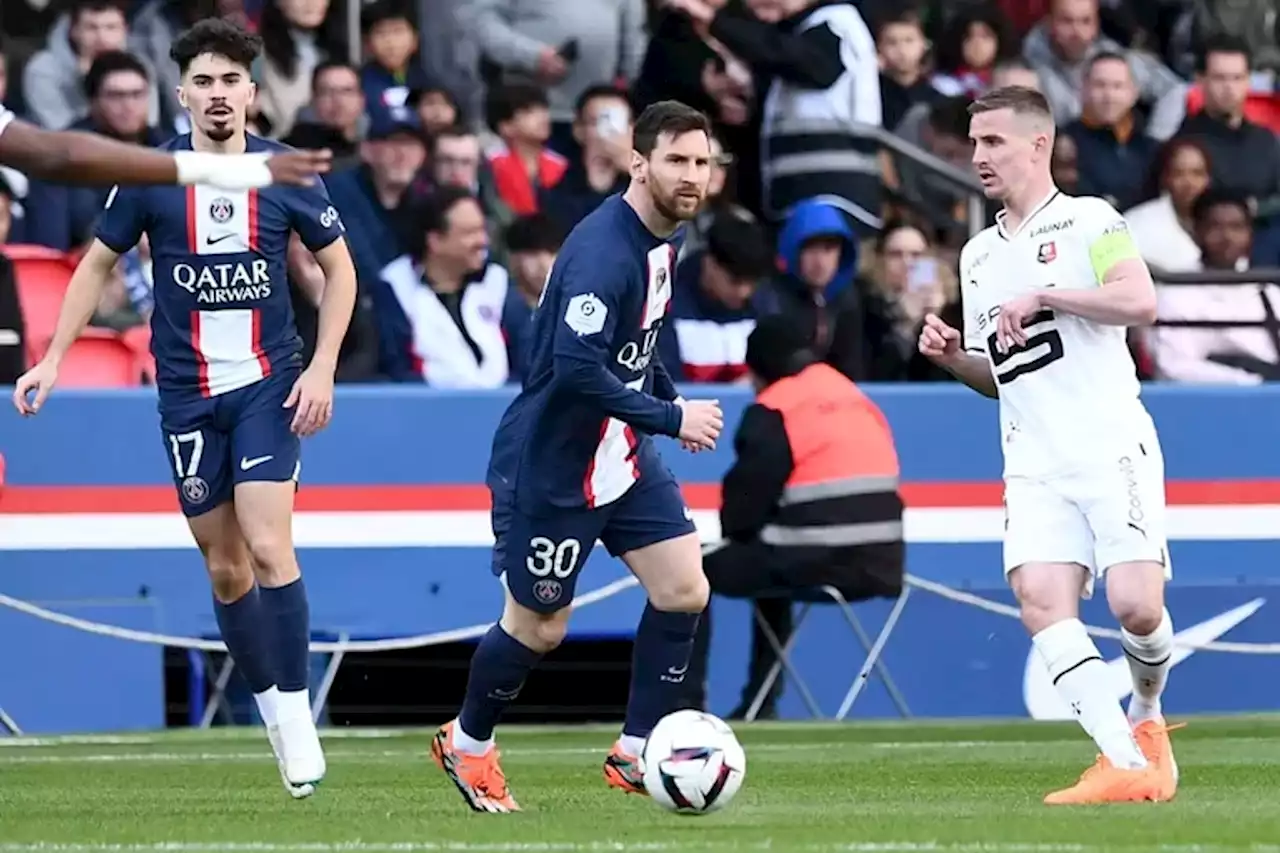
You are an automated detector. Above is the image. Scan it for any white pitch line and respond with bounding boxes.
[0,741,1007,766]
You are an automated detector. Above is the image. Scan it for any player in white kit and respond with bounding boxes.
[918,86,1178,805]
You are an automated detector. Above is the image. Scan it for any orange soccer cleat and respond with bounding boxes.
[1133,717,1184,801]
[430,720,520,813]
[603,743,648,795]
[1043,755,1168,805]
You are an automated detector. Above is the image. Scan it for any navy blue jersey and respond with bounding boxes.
[487,195,685,511]
[95,134,345,400]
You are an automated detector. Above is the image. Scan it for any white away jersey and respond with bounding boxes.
[959,190,1154,478]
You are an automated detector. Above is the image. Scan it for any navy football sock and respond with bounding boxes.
[458,625,543,743]
[213,585,276,694]
[260,578,311,693]
[622,604,701,741]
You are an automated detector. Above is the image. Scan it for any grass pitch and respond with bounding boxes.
[0,717,1278,852]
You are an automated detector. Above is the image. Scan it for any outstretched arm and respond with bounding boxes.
[0,117,330,188]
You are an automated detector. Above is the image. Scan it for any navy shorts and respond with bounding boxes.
[158,368,301,517]
[492,475,698,613]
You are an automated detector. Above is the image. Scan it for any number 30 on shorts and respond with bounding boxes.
[526,536,583,579]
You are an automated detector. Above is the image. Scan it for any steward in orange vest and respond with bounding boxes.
[686,315,904,718]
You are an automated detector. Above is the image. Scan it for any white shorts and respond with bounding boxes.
[1002,438,1172,598]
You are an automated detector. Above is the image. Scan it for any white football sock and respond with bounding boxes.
[617,734,646,757]
[275,688,312,724]
[253,685,280,728]
[1033,618,1147,769]
[1121,607,1173,723]
[452,723,494,755]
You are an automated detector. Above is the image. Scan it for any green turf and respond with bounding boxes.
[1,718,1278,852]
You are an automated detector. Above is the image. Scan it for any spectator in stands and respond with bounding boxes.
[411,124,515,264]
[1051,131,1080,193]
[285,61,366,166]
[894,96,979,238]
[660,209,773,383]
[500,212,563,382]
[1060,52,1159,212]
[931,3,1019,100]
[860,220,963,381]
[1149,188,1280,384]
[684,314,904,719]
[466,0,649,155]
[22,0,161,131]
[359,0,434,129]
[484,83,567,216]
[54,52,168,248]
[1021,0,1179,125]
[129,0,213,133]
[875,5,939,133]
[288,232,383,381]
[540,84,632,232]
[373,185,511,387]
[989,57,1045,92]
[764,198,867,381]
[409,84,461,136]
[256,0,342,139]
[1173,36,1280,206]
[1124,138,1211,273]
[89,258,145,332]
[325,114,426,288]
[665,0,884,234]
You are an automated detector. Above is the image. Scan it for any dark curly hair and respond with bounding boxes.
[170,18,263,76]
[933,4,1018,75]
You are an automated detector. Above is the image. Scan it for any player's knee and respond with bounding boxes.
[1010,566,1078,634]
[205,557,254,603]
[1109,596,1163,636]
[647,571,710,614]
[242,534,299,585]
[501,598,570,653]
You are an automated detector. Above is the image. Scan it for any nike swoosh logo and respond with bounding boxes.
[206,233,236,245]
[240,455,273,471]
[1023,598,1265,720]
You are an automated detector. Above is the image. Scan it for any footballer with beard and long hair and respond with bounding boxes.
[427,100,724,814]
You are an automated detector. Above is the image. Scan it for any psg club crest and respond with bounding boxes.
[210,197,235,224]
[181,476,209,505]
[533,579,562,605]
[1037,242,1057,264]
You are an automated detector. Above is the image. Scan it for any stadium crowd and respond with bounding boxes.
[2,0,1280,389]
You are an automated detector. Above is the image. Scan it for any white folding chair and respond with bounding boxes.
[743,584,912,721]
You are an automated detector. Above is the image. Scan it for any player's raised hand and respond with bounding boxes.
[284,364,335,437]
[994,292,1042,353]
[918,313,961,363]
[265,149,332,187]
[677,398,723,451]
[11,360,59,416]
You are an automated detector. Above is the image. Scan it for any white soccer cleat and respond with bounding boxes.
[267,717,325,798]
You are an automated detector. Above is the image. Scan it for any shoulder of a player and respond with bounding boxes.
[1062,194,1126,229]
[958,228,1000,278]
[557,231,638,291]
[247,134,295,154]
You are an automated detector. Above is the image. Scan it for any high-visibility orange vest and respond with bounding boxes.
[755,362,902,548]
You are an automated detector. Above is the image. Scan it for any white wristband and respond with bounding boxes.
[174,151,274,190]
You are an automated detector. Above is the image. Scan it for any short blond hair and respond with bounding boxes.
[968,86,1053,122]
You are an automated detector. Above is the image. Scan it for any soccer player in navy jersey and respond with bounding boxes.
[430,101,724,813]
[12,20,356,799]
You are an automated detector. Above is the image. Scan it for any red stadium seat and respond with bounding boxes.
[5,244,77,365]
[41,328,144,388]
[120,324,156,384]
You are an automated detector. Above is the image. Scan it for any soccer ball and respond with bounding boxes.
[641,709,746,814]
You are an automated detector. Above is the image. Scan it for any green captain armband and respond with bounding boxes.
[1088,225,1141,282]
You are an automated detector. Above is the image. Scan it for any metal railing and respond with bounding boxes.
[1149,268,1280,381]
[871,126,987,239]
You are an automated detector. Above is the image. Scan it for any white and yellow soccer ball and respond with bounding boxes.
[641,709,746,814]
